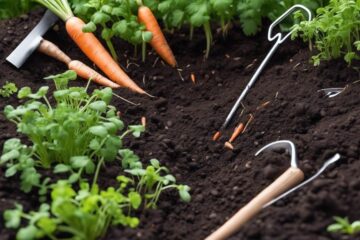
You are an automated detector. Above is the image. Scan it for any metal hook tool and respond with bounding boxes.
[206,140,340,240]
[318,87,345,98]
[218,5,312,132]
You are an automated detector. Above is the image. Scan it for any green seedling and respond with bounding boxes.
[292,0,360,65]
[0,70,144,192]
[327,216,360,235]
[125,158,191,208]
[4,179,141,240]
[0,81,18,97]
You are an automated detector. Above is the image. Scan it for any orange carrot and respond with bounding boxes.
[191,73,196,83]
[38,39,119,88]
[213,131,221,141]
[137,5,177,67]
[65,17,147,94]
[229,123,244,143]
[38,39,71,64]
[68,60,120,88]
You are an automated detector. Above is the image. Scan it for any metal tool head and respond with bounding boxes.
[268,4,312,44]
[220,4,312,131]
[263,153,341,208]
[318,87,345,98]
[6,10,58,68]
[255,140,298,168]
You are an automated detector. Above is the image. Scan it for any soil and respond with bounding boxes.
[1,9,360,240]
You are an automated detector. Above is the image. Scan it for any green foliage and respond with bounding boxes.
[0,81,18,97]
[126,158,191,208]
[1,70,143,192]
[327,216,360,235]
[4,180,141,240]
[0,0,34,20]
[292,0,360,65]
[67,0,325,59]
[1,70,191,239]
[70,0,153,61]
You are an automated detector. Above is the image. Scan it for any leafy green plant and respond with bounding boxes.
[2,70,191,239]
[327,216,360,235]
[0,81,18,97]
[0,70,145,192]
[292,0,360,65]
[125,158,191,208]
[4,179,141,240]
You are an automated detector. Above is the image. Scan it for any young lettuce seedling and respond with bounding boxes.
[327,216,360,235]
[0,81,18,97]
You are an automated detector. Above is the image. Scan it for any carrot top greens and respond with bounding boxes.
[34,0,73,21]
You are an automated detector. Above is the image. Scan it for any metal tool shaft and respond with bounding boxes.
[222,42,280,129]
[221,4,312,130]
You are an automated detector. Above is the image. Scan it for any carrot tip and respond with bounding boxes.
[212,131,221,141]
[224,141,234,150]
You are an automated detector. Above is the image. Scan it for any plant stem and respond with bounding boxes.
[142,41,146,62]
[106,39,118,62]
[92,157,104,188]
[203,21,212,59]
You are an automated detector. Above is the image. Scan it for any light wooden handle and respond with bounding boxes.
[37,39,72,64]
[205,167,304,240]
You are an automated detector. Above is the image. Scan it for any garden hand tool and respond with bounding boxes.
[318,87,345,98]
[215,5,312,139]
[205,140,340,240]
[6,10,58,68]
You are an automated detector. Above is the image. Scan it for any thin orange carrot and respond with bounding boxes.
[38,39,71,64]
[229,123,244,143]
[141,116,146,127]
[191,73,196,83]
[68,60,120,88]
[34,0,147,94]
[66,17,147,94]
[137,3,177,67]
[38,39,119,88]
[213,131,221,141]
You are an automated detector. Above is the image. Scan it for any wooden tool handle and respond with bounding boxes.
[205,167,304,240]
[38,39,72,64]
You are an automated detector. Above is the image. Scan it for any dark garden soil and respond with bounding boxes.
[1,9,360,240]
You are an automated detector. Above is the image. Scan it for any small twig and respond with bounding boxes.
[141,116,146,127]
[152,57,159,67]
[243,114,254,133]
[256,101,271,110]
[142,74,146,85]
[177,68,185,81]
[292,62,301,70]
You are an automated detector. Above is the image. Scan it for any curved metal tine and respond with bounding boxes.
[318,88,345,98]
[255,140,298,168]
[263,153,341,208]
[268,4,312,44]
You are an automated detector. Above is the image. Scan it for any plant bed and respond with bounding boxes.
[1,8,360,240]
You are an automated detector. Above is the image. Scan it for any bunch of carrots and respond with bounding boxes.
[34,0,176,93]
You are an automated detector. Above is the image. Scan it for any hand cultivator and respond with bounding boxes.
[206,140,340,240]
[214,5,312,139]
